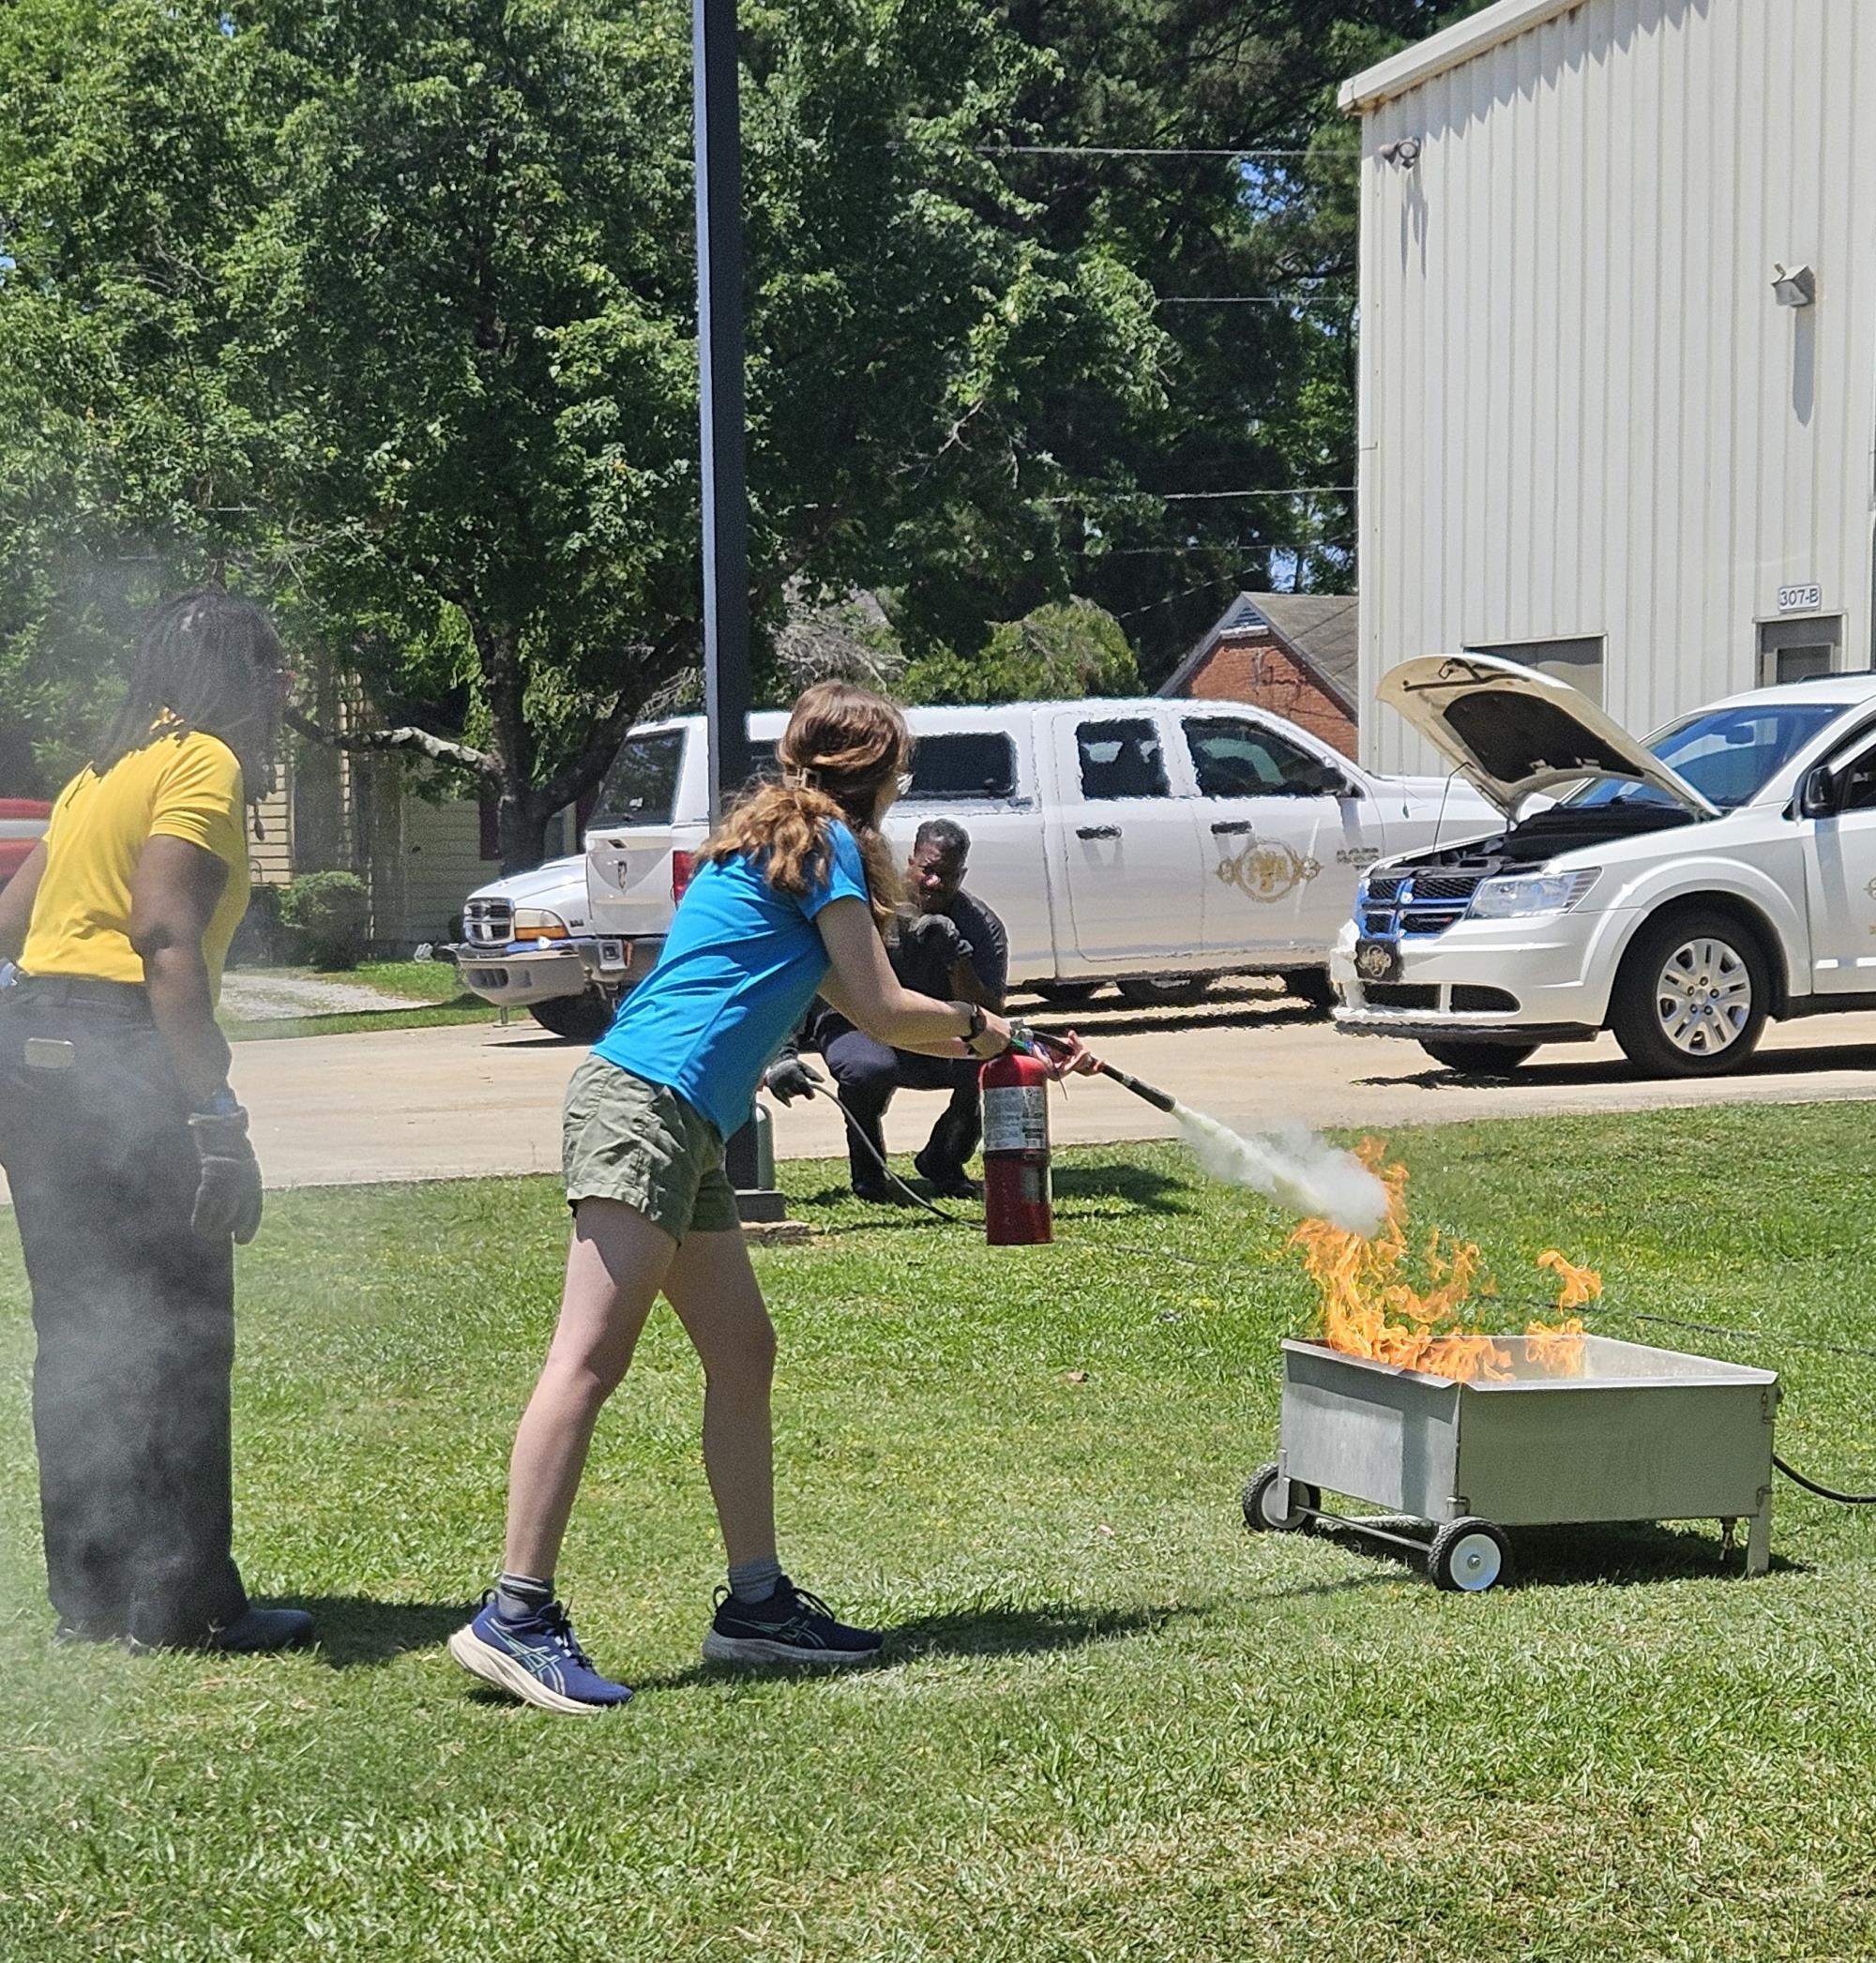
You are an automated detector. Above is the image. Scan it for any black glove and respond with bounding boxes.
[764,1054,825,1106]
[895,912,971,997]
[189,1106,265,1245]
[900,912,969,962]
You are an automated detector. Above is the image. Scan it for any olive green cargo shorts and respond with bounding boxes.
[562,1053,739,1242]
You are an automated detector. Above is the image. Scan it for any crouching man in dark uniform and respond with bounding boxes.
[768,819,1007,1200]
[0,590,310,1653]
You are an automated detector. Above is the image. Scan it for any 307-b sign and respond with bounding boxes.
[1778,583,1823,612]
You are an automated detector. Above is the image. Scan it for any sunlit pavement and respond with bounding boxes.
[14,981,1876,1200]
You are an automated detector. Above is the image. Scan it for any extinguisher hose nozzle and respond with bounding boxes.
[1096,1063,1178,1113]
[1008,1024,1179,1115]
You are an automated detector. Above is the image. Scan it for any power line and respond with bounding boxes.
[942,144,1351,161]
[1043,485,1354,504]
[1070,536,1354,558]
[1113,567,1255,621]
[1156,294,1352,308]
[1111,545,1355,622]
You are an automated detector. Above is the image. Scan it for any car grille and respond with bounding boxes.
[463,898,514,946]
[1360,869,1487,938]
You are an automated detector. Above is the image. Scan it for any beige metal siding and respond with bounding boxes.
[1355,0,1876,772]
[245,787,294,886]
[363,781,490,950]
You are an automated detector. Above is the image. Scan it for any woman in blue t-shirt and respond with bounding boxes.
[450,682,1073,1713]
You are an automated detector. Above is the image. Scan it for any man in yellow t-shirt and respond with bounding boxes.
[23,727,252,994]
[0,589,310,1654]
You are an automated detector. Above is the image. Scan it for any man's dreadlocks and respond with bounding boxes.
[91,590,286,797]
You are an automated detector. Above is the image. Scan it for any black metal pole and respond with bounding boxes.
[694,0,751,819]
[693,0,781,1220]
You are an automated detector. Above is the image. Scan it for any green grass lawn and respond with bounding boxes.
[6,1105,1876,1959]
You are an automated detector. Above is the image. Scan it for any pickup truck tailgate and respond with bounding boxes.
[586,823,704,936]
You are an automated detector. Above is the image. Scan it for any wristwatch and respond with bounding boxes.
[959,1001,986,1049]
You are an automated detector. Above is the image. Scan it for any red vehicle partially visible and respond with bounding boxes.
[0,799,51,888]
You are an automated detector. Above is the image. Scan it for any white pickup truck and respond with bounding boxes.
[451,853,629,1039]
[582,697,1495,1004]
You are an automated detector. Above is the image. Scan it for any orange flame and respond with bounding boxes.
[1536,1248,1603,1311]
[1289,1141,1593,1382]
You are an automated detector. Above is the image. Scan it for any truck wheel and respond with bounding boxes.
[1419,1039,1536,1075]
[528,993,615,1042]
[1031,980,1105,1005]
[1117,975,1214,1008]
[1609,910,1768,1078]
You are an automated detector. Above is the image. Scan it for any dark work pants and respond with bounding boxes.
[0,994,247,1644]
[813,1018,982,1190]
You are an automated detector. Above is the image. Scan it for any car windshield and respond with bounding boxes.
[1563,702,1847,810]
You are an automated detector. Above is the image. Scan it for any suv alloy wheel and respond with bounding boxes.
[1610,910,1769,1078]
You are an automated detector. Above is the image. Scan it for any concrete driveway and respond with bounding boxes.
[181,985,1876,1190]
[9,982,1876,1201]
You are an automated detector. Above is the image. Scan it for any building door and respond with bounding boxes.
[1759,615,1841,686]
[1174,709,1346,957]
[1800,729,1876,993]
[1050,710,1203,965]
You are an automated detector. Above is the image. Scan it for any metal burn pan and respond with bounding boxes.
[1243,1336,1779,1592]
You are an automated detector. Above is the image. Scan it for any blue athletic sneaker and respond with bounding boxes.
[702,1578,884,1668]
[447,1593,633,1714]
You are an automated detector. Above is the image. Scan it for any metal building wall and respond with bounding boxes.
[1351,0,1876,774]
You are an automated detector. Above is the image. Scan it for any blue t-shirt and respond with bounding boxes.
[594,821,871,1137]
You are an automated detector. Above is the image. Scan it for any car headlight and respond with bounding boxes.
[512,907,569,941]
[1468,868,1599,919]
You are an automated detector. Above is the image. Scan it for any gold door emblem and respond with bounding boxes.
[1216,840,1323,903]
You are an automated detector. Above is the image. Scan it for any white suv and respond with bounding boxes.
[1332,654,1876,1077]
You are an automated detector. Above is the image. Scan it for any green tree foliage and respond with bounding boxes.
[0,0,1164,859]
[0,0,274,792]
[0,0,1481,848]
[920,0,1488,670]
[900,597,1138,704]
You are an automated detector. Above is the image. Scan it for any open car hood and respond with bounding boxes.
[1376,654,1720,818]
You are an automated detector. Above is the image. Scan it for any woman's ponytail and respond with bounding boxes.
[698,683,910,931]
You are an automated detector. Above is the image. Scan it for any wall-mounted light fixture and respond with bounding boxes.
[1378,137,1421,169]
[1772,263,1817,308]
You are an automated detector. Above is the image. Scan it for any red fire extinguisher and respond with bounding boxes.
[981,1048,1053,1246]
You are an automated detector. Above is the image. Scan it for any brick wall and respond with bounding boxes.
[1177,633,1357,759]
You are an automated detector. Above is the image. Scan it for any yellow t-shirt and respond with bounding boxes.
[22,729,251,997]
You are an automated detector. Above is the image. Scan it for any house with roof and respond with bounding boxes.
[1159,591,1360,759]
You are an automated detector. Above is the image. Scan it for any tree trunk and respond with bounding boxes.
[497,793,554,873]
[477,621,542,874]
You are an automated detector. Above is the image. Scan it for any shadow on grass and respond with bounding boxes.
[1052,1162,1193,1216]
[295,1595,471,1668]
[631,1599,1198,1693]
[789,1159,1194,1228]
[1300,1514,1802,1589]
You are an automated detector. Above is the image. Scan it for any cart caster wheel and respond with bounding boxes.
[1241,1462,1319,1533]
[1428,1518,1512,1593]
